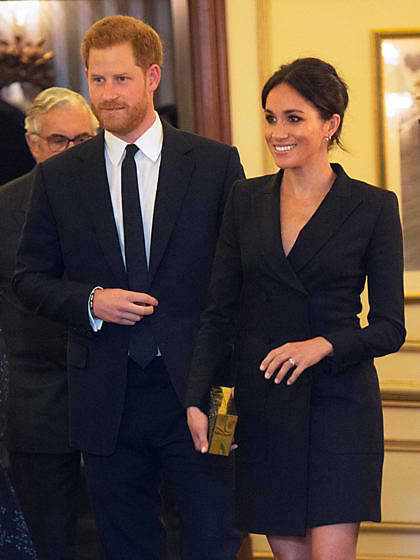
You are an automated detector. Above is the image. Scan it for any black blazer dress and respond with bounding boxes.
[186,164,405,536]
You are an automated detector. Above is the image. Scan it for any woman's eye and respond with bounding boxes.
[265,114,276,124]
[288,115,301,123]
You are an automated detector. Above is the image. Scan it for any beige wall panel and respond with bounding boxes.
[377,351,420,387]
[225,0,265,177]
[405,303,420,340]
[382,452,420,521]
[383,406,420,440]
[357,529,420,557]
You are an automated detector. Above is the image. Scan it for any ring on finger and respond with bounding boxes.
[288,357,295,366]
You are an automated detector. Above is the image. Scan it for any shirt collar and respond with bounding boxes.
[104,113,163,166]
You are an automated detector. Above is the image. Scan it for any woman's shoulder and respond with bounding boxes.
[232,172,279,194]
[333,163,398,206]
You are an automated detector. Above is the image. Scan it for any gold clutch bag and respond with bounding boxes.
[207,386,238,456]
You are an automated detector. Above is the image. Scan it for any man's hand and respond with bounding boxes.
[93,288,158,325]
[187,406,209,453]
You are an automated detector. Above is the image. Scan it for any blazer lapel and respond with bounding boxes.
[253,171,308,295]
[287,164,363,273]
[148,124,194,282]
[74,132,127,287]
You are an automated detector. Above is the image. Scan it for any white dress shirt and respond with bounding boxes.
[90,114,163,331]
[105,114,163,266]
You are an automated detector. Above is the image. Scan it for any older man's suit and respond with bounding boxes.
[0,171,100,559]
[14,122,244,559]
[0,172,69,453]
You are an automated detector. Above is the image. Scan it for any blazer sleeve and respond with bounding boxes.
[185,180,244,410]
[12,164,95,330]
[323,190,406,371]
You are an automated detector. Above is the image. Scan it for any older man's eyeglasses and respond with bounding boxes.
[30,132,94,152]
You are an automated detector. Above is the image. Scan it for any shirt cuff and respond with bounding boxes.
[88,286,103,332]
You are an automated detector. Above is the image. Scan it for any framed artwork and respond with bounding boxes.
[374,29,420,302]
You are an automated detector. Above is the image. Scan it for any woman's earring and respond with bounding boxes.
[323,136,331,142]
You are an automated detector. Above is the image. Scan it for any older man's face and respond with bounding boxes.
[26,105,95,163]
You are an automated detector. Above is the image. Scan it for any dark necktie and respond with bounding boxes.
[121,144,157,367]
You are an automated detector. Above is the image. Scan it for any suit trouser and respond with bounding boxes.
[84,357,241,560]
[8,450,83,560]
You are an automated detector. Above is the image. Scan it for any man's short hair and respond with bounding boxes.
[81,15,163,72]
[25,87,98,135]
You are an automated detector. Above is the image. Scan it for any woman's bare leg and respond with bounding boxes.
[266,523,358,560]
[311,523,359,560]
[267,532,312,560]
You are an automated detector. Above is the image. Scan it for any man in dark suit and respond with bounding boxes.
[0,99,35,186]
[14,15,244,560]
[0,86,99,559]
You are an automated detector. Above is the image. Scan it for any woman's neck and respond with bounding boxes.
[282,162,336,199]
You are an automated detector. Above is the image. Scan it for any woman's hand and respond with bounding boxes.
[187,406,209,453]
[260,337,333,385]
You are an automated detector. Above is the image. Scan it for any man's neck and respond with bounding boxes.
[110,112,157,144]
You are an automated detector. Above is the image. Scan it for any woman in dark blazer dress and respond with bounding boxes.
[186,58,405,559]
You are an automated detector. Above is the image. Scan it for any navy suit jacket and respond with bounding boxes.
[14,123,244,455]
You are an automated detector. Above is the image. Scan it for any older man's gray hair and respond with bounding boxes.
[25,86,98,135]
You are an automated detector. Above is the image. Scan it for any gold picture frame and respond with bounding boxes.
[374,29,420,302]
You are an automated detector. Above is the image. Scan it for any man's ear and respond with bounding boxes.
[147,64,161,93]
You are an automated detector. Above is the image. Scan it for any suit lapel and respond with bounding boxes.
[148,124,194,283]
[287,164,362,273]
[74,132,127,287]
[253,171,308,295]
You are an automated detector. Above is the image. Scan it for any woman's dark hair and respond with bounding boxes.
[262,57,348,149]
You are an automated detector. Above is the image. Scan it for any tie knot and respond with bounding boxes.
[125,144,139,159]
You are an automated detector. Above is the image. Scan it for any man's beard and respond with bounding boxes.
[91,100,147,137]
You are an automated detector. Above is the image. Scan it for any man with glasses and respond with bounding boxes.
[25,88,97,162]
[0,86,99,560]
